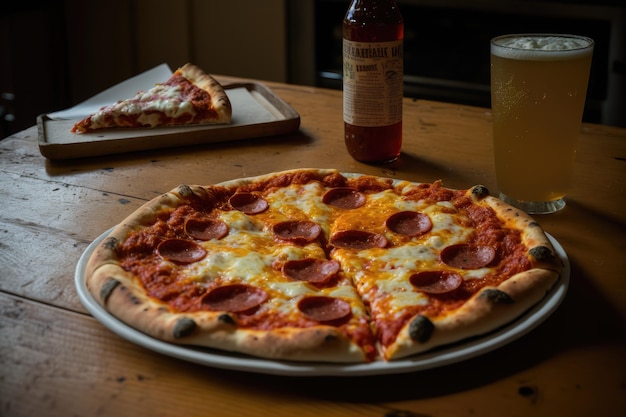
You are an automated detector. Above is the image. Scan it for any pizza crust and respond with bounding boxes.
[387,268,559,359]
[384,189,563,360]
[88,263,367,362]
[180,319,368,362]
[178,63,232,124]
[486,196,563,273]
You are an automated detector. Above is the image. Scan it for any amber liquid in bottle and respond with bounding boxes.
[343,0,404,164]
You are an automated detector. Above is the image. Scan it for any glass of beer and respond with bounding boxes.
[490,34,594,214]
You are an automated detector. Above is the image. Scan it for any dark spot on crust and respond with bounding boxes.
[517,385,539,404]
[383,411,430,417]
[518,385,536,397]
[529,246,555,262]
[506,207,521,217]
[408,315,435,343]
[480,289,514,304]
[529,221,540,228]
[102,236,118,250]
[100,278,120,303]
[471,185,490,199]
[128,293,142,305]
[176,184,193,198]
[172,317,197,339]
[324,333,338,342]
[218,313,236,326]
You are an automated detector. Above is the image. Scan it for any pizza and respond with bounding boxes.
[71,63,231,133]
[85,168,563,363]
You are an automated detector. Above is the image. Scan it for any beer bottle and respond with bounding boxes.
[342,0,404,164]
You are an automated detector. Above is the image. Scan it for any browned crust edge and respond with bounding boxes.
[386,188,563,360]
[485,195,564,273]
[87,264,366,362]
[179,63,232,124]
[388,268,559,359]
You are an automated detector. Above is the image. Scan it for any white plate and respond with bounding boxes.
[75,229,569,376]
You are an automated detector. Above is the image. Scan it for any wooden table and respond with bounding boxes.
[2,76,625,417]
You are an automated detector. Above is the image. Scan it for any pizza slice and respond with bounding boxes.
[327,179,562,360]
[71,63,232,133]
[86,177,378,362]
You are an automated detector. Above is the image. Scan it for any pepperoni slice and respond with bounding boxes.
[201,284,268,313]
[409,271,463,294]
[229,192,269,214]
[282,259,340,285]
[297,296,351,322]
[322,187,366,209]
[157,239,207,264]
[440,244,496,269]
[330,230,388,250]
[386,211,432,237]
[184,218,229,241]
[273,220,322,244]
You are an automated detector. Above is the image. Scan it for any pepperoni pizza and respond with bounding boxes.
[71,63,231,133]
[85,169,563,362]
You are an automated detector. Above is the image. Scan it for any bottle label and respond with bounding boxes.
[343,39,403,127]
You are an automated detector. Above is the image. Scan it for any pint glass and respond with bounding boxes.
[490,34,594,214]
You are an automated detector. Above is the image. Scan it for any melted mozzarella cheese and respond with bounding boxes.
[89,83,197,128]
[268,281,316,298]
[377,245,439,270]
[187,248,270,283]
[376,286,429,312]
[175,178,489,329]
[265,182,334,232]
[219,210,262,233]
[330,188,483,317]
[323,285,369,315]
[133,84,196,117]
[462,268,492,280]
[271,244,326,261]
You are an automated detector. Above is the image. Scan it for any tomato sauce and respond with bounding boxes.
[116,175,533,356]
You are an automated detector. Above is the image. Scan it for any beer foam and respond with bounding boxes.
[491,35,593,60]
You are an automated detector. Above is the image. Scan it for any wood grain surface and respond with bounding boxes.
[1,77,625,417]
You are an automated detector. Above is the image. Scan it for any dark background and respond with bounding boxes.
[2,0,624,140]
